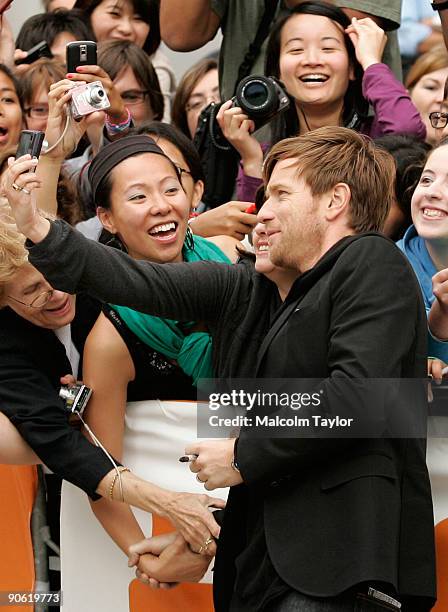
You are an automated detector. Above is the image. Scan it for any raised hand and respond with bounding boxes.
[66,65,128,123]
[345,17,387,71]
[216,100,264,177]
[2,155,50,243]
[44,79,88,160]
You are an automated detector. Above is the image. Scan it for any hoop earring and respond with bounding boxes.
[184,225,195,251]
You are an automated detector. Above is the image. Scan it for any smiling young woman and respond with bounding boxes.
[41,135,237,611]
[217,0,425,203]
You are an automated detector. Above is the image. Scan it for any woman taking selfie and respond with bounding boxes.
[46,135,236,611]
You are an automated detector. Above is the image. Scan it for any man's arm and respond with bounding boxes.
[160,1,222,51]
[26,221,240,326]
[285,1,394,30]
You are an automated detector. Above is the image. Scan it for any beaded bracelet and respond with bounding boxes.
[109,466,131,501]
[105,107,131,135]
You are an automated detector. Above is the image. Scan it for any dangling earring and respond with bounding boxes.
[184,225,195,251]
[101,229,128,253]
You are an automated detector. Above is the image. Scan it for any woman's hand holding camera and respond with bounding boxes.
[44,79,88,160]
[345,17,387,71]
[217,100,264,178]
[2,155,50,244]
[66,65,128,124]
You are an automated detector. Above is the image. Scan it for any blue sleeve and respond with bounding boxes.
[398,0,433,57]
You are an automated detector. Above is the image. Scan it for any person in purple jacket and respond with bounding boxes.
[217,1,426,203]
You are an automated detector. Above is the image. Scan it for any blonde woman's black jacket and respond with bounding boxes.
[26,221,436,609]
[0,295,119,498]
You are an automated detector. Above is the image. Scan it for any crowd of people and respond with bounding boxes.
[1,0,448,611]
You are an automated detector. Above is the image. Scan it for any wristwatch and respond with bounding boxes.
[432,1,448,11]
[231,438,241,473]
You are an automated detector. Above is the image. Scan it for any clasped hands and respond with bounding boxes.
[128,438,242,588]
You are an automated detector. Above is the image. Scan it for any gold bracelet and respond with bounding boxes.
[109,467,131,501]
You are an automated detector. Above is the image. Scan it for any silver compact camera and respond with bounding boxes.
[70,80,110,120]
[59,383,92,415]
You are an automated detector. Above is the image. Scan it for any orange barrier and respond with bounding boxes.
[129,515,214,612]
[0,465,37,611]
[433,518,448,611]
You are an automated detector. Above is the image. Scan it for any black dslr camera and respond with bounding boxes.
[193,75,289,210]
[232,75,290,132]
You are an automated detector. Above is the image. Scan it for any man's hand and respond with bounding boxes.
[128,532,213,587]
[186,439,243,490]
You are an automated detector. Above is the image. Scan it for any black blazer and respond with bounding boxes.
[0,295,117,497]
[214,235,436,609]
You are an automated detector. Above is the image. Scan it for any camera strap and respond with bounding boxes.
[235,0,281,94]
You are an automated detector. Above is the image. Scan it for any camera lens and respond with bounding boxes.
[88,85,105,106]
[59,386,74,402]
[243,82,268,108]
[236,76,278,118]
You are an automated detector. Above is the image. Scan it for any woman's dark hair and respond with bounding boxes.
[20,58,66,109]
[130,121,206,183]
[264,0,367,142]
[16,10,94,52]
[74,0,160,56]
[98,40,164,120]
[374,134,431,239]
[57,169,84,225]
[171,57,218,137]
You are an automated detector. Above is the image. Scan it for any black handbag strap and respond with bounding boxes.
[235,0,281,92]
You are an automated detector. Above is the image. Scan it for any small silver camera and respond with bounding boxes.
[70,80,110,120]
[59,383,92,415]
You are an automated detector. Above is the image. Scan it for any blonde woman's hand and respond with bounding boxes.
[345,17,387,71]
[163,490,225,556]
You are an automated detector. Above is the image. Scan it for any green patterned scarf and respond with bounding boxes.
[111,235,231,385]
